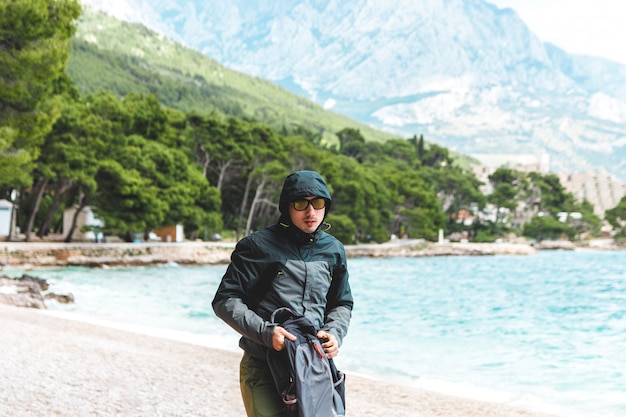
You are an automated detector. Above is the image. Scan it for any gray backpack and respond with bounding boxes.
[267,307,346,417]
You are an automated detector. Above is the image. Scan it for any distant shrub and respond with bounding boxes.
[473,230,499,243]
[523,216,576,241]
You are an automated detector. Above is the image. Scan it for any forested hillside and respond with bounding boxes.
[66,7,397,148]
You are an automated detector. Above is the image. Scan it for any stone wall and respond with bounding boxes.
[0,242,236,268]
[3,239,601,269]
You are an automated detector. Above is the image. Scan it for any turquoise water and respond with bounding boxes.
[5,250,625,417]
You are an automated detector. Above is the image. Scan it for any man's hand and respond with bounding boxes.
[317,330,339,359]
[272,325,296,351]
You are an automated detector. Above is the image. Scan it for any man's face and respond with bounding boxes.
[289,196,326,234]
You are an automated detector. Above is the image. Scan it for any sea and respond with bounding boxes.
[3,249,625,417]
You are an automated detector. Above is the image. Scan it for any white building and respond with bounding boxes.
[63,206,104,241]
[0,199,13,238]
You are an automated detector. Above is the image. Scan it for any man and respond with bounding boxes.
[212,170,353,417]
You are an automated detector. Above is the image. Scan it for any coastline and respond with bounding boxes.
[0,303,559,417]
[1,237,622,268]
[0,239,562,268]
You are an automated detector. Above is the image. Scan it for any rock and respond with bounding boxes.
[0,275,47,309]
[0,274,74,309]
[345,240,537,258]
[531,240,576,250]
[18,273,49,291]
[44,292,75,304]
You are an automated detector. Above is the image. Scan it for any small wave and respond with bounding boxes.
[188,310,210,319]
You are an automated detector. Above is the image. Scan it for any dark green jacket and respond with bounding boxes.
[212,221,353,359]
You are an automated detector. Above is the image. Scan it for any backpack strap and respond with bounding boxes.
[270,307,298,324]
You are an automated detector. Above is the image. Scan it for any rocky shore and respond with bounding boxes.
[1,237,622,269]
[0,241,236,268]
[0,274,74,309]
[0,239,544,269]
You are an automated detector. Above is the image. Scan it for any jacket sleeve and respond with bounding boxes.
[321,246,353,347]
[212,237,276,348]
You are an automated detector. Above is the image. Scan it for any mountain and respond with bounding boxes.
[67,8,401,148]
[78,0,626,181]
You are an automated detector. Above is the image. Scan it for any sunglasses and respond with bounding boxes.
[292,197,326,211]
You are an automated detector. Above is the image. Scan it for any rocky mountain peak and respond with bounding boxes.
[80,0,626,182]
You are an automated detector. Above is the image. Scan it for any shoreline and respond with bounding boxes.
[3,238,620,268]
[0,303,560,417]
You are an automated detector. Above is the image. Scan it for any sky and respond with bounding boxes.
[489,0,626,65]
[82,0,626,66]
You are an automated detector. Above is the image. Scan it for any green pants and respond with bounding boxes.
[240,352,285,417]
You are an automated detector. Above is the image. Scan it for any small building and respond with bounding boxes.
[0,199,13,238]
[63,206,104,242]
[154,224,184,243]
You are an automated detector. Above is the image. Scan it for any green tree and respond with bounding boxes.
[522,215,575,241]
[379,139,419,166]
[243,160,290,236]
[76,92,222,241]
[487,168,524,231]
[527,172,600,240]
[28,94,101,241]
[189,117,288,238]
[312,151,392,242]
[420,164,485,231]
[336,127,366,162]
[408,134,426,162]
[528,172,574,215]
[377,163,444,240]
[419,143,452,168]
[30,92,171,241]
[605,196,626,239]
[92,158,162,240]
[570,199,602,239]
[185,111,248,192]
[137,139,221,238]
[0,0,81,189]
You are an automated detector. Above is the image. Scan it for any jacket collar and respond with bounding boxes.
[278,215,320,246]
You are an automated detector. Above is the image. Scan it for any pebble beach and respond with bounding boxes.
[0,303,559,417]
